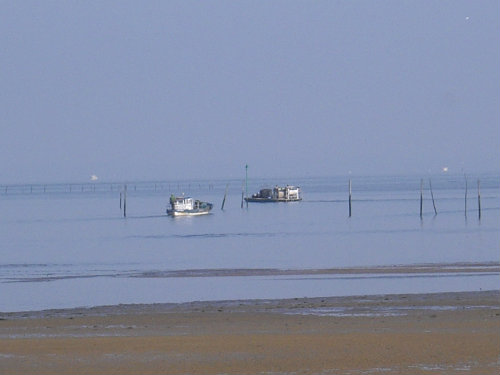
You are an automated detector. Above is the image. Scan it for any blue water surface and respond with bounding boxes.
[1,174,498,311]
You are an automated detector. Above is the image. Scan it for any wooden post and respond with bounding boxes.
[420,179,423,219]
[429,178,437,215]
[123,184,127,218]
[477,179,481,220]
[241,182,245,209]
[221,183,229,210]
[120,192,122,209]
[245,164,248,199]
[464,175,468,217]
[348,179,352,217]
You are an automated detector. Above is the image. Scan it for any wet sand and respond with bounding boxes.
[1,290,499,374]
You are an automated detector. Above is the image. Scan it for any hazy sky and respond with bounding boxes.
[1,1,499,183]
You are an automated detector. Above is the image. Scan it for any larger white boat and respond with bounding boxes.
[167,195,213,216]
[245,185,301,202]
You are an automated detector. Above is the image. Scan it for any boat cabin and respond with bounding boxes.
[248,185,301,201]
[274,185,300,200]
[170,196,194,211]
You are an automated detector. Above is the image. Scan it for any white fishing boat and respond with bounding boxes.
[245,185,301,202]
[167,195,213,216]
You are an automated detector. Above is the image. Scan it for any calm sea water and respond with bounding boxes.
[1,174,499,312]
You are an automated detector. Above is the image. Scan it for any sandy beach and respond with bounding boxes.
[1,290,499,374]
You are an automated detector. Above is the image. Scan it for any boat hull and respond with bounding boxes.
[167,202,213,216]
[244,198,302,203]
[167,209,212,216]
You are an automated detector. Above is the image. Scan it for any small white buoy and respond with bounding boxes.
[442,167,448,173]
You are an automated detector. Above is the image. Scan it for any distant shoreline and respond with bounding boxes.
[7,261,500,284]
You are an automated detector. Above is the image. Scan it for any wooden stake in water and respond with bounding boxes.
[429,178,437,215]
[241,183,245,209]
[420,179,423,219]
[221,183,229,210]
[477,179,481,220]
[123,184,127,218]
[120,192,122,209]
[348,178,352,217]
[245,164,249,208]
[245,164,248,199]
[464,175,468,217]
